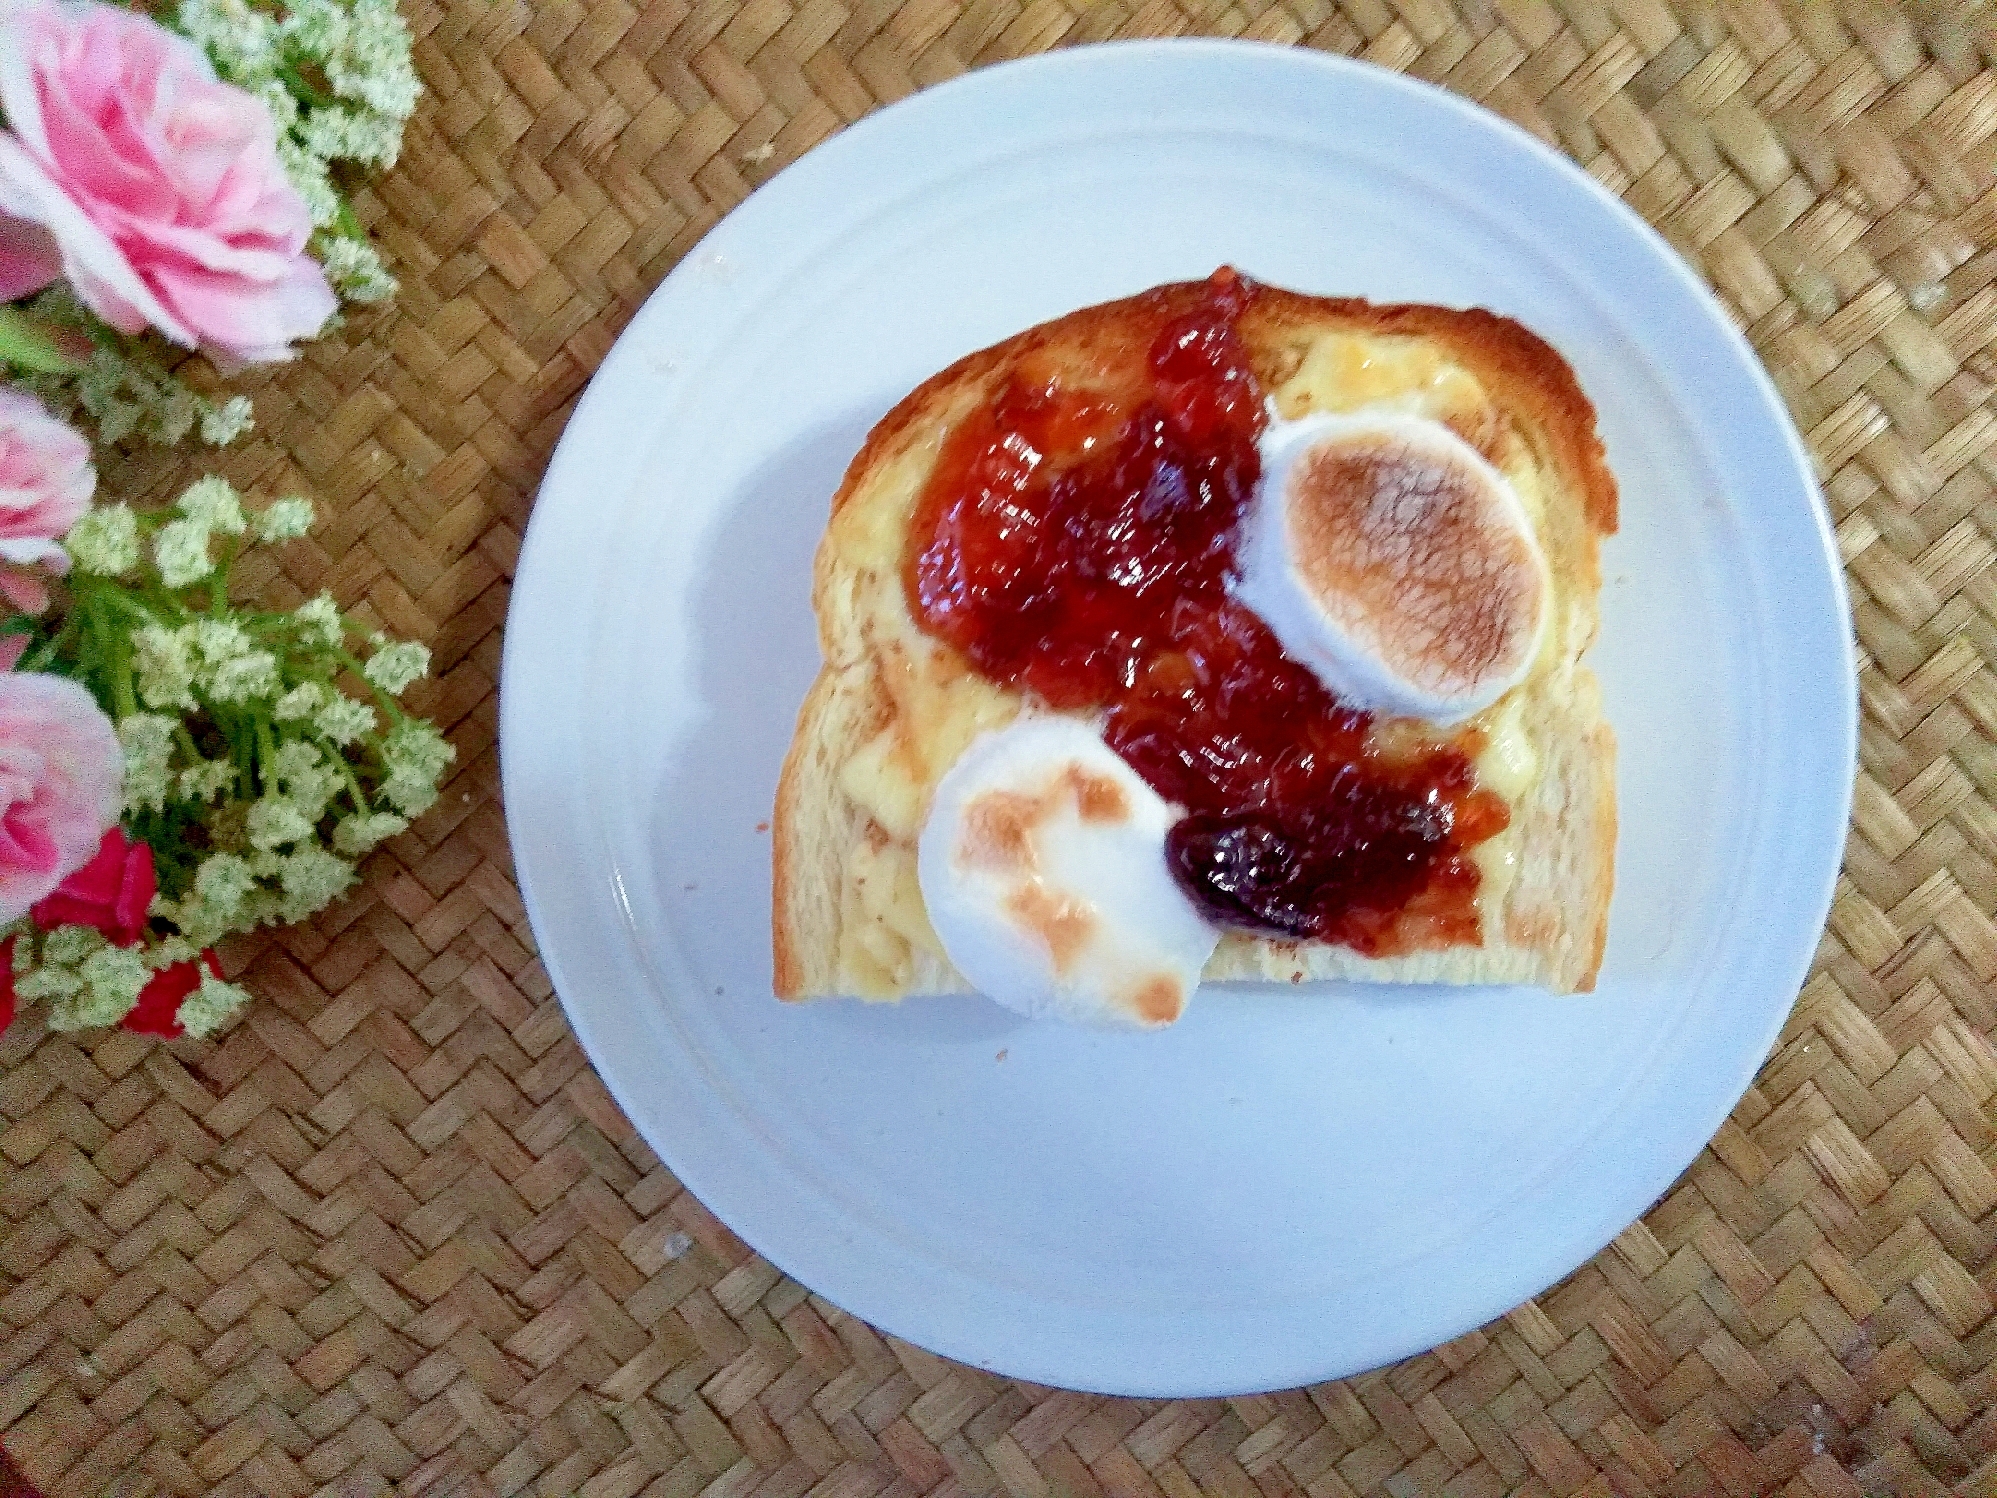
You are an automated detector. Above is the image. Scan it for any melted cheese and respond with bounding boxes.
[1272,334,1488,424]
[1463,690,1536,941]
[1474,691,1540,804]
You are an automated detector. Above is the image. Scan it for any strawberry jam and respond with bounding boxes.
[905,272,1508,955]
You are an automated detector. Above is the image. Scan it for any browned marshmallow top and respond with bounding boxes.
[1236,411,1550,723]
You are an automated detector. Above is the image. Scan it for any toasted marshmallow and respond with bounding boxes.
[1235,410,1550,723]
[918,717,1217,1029]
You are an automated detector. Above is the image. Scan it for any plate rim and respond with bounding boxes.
[500,36,1858,1395]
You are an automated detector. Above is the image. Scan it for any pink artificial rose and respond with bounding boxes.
[0,669,120,922]
[0,207,53,298]
[0,0,335,363]
[0,387,90,613]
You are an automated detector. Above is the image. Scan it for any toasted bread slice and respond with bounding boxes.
[774,278,1618,1002]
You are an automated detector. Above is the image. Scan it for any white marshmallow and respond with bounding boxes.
[917,716,1217,1029]
[1234,410,1550,724]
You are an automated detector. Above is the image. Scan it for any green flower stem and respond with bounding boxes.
[75,590,105,696]
[209,536,241,614]
[333,196,366,241]
[107,627,137,720]
[334,756,369,814]
[19,620,76,675]
[74,571,164,623]
[335,647,410,723]
[255,718,278,795]
[0,306,88,374]
[86,585,161,626]
[277,59,335,109]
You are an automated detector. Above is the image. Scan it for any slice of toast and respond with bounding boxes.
[774,277,1618,1002]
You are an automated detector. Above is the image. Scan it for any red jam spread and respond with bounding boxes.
[905,272,1509,956]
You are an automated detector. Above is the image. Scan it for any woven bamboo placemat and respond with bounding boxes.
[4,1,1995,1494]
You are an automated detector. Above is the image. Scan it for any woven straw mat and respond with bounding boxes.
[4,1,1997,1494]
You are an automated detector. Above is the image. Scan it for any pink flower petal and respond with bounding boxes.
[0,129,186,342]
[0,0,326,360]
[0,389,90,618]
[0,537,69,568]
[0,211,57,299]
[153,252,335,364]
[0,569,48,614]
[0,671,120,922]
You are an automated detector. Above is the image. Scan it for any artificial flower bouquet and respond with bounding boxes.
[0,453,452,1041]
[0,0,437,1042]
[0,0,418,443]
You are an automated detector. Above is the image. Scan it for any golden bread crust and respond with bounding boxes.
[774,276,1617,1001]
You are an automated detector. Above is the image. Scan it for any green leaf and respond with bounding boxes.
[0,306,88,374]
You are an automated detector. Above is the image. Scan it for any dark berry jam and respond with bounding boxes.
[905,272,1508,956]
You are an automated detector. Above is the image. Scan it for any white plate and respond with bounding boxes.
[501,41,1854,1396]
